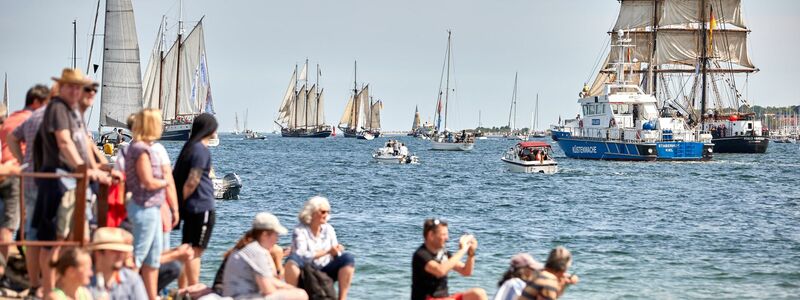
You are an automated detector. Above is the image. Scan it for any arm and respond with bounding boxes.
[181,168,202,200]
[162,164,179,227]
[6,133,23,163]
[423,247,469,278]
[135,153,167,191]
[54,129,84,168]
[453,237,477,276]
[292,227,337,261]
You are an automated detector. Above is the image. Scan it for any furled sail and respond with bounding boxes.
[100,0,143,127]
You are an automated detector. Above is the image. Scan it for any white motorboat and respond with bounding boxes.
[372,140,419,164]
[212,172,242,200]
[501,141,558,174]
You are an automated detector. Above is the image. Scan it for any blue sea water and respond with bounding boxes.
[159,135,800,299]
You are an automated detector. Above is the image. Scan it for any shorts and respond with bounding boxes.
[286,252,355,282]
[55,189,90,240]
[23,189,38,240]
[426,294,464,300]
[0,177,20,230]
[127,201,163,268]
[32,178,66,242]
[181,210,215,249]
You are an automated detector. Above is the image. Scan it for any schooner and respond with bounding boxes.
[274,59,332,138]
[338,61,382,139]
[142,7,215,141]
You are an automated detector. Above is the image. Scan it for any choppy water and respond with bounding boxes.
[158,135,800,299]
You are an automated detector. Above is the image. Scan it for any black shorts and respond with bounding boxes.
[181,210,215,249]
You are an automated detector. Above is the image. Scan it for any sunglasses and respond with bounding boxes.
[319,210,330,214]
[83,86,97,93]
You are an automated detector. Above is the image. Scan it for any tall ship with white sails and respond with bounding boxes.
[275,60,332,138]
[338,61,382,139]
[429,31,475,151]
[142,8,215,141]
[593,0,766,153]
[98,0,143,134]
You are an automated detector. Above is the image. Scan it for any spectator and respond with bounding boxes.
[517,246,579,300]
[46,248,93,300]
[493,253,542,300]
[87,227,147,300]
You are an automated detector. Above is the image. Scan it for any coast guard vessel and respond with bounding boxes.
[552,31,713,161]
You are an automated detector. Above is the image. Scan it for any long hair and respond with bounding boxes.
[298,196,330,225]
[173,113,218,202]
[223,229,271,259]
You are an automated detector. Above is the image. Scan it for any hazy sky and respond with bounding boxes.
[1,0,798,132]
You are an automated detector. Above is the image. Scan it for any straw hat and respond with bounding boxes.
[88,227,134,252]
[252,212,288,235]
[51,68,91,85]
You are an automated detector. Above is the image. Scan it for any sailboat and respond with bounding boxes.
[142,4,215,141]
[232,112,240,135]
[408,105,422,136]
[2,73,8,117]
[504,72,526,140]
[242,109,265,140]
[275,59,332,138]
[598,0,765,153]
[364,96,383,138]
[430,31,475,151]
[98,0,143,137]
[529,94,546,138]
[338,61,374,139]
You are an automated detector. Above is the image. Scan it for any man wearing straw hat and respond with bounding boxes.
[88,227,147,299]
[31,68,93,295]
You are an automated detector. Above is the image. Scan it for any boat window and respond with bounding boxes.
[587,105,595,115]
[747,122,752,130]
[616,104,631,114]
[611,104,619,114]
[600,104,606,114]
[583,105,588,116]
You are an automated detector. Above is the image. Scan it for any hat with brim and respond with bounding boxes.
[51,68,91,85]
[252,212,288,235]
[88,227,134,252]
[510,253,544,271]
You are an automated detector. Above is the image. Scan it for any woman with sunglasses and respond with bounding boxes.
[284,196,355,300]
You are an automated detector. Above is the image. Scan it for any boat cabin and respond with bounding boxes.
[515,141,552,162]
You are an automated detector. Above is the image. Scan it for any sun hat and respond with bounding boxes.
[253,212,288,235]
[51,68,91,85]
[88,227,134,252]
[510,253,543,271]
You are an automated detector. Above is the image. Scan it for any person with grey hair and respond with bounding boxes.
[517,246,579,300]
[284,196,355,300]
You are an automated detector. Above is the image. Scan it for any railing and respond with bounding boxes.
[0,165,110,248]
[558,127,711,143]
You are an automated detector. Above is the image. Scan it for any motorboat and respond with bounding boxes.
[501,141,558,174]
[372,140,419,164]
[212,172,242,200]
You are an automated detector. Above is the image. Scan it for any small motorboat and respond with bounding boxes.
[244,130,266,140]
[501,141,558,174]
[373,140,419,164]
[357,132,375,140]
[213,172,243,200]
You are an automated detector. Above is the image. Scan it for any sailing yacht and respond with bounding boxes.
[338,61,380,139]
[504,72,526,140]
[275,59,332,138]
[529,94,546,138]
[429,31,475,151]
[142,8,215,141]
[242,109,265,140]
[98,0,143,137]
[232,112,240,135]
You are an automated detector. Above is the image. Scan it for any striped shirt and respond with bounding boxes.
[11,106,46,193]
[223,241,275,298]
[519,271,561,300]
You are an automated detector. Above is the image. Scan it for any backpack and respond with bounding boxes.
[297,265,338,300]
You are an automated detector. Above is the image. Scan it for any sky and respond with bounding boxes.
[1,0,798,132]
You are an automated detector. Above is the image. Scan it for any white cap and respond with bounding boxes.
[252,212,288,235]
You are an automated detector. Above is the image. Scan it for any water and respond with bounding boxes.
[159,136,800,299]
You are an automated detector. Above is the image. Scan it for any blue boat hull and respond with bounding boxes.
[555,136,712,161]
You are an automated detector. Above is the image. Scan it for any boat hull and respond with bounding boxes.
[160,124,192,141]
[711,136,768,153]
[500,158,558,174]
[281,129,332,138]
[430,141,474,151]
[555,136,712,161]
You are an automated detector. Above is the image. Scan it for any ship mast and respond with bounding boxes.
[173,0,184,121]
[700,0,709,128]
[444,30,452,130]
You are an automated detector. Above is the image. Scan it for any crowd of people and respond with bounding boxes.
[0,68,578,300]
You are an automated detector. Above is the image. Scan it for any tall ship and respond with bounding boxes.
[429,30,474,151]
[552,30,713,161]
[338,61,381,139]
[594,0,766,153]
[142,7,215,140]
[98,0,143,135]
[275,60,332,138]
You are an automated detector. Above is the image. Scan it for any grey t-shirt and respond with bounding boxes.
[222,241,275,298]
[88,267,148,300]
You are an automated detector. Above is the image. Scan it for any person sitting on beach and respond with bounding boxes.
[222,212,308,300]
[46,248,93,300]
[411,218,487,300]
[87,227,147,300]
[493,253,542,300]
[517,246,579,300]
[284,196,355,300]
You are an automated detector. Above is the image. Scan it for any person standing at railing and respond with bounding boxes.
[31,69,95,296]
[8,83,51,298]
[125,108,167,300]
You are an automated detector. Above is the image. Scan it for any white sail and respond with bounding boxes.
[369,100,382,130]
[412,106,421,131]
[178,21,211,116]
[277,69,296,123]
[141,32,162,110]
[298,62,308,82]
[316,89,325,126]
[660,0,745,29]
[305,85,317,127]
[159,40,180,120]
[293,85,307,129]
[100,0,143,127]
[358,85,370,130]
[655,29,753,68]
[339,95,355,127]
[613,0,654,31]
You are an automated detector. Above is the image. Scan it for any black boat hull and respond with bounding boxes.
[281,129,332,138]
[711,136,769,153]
